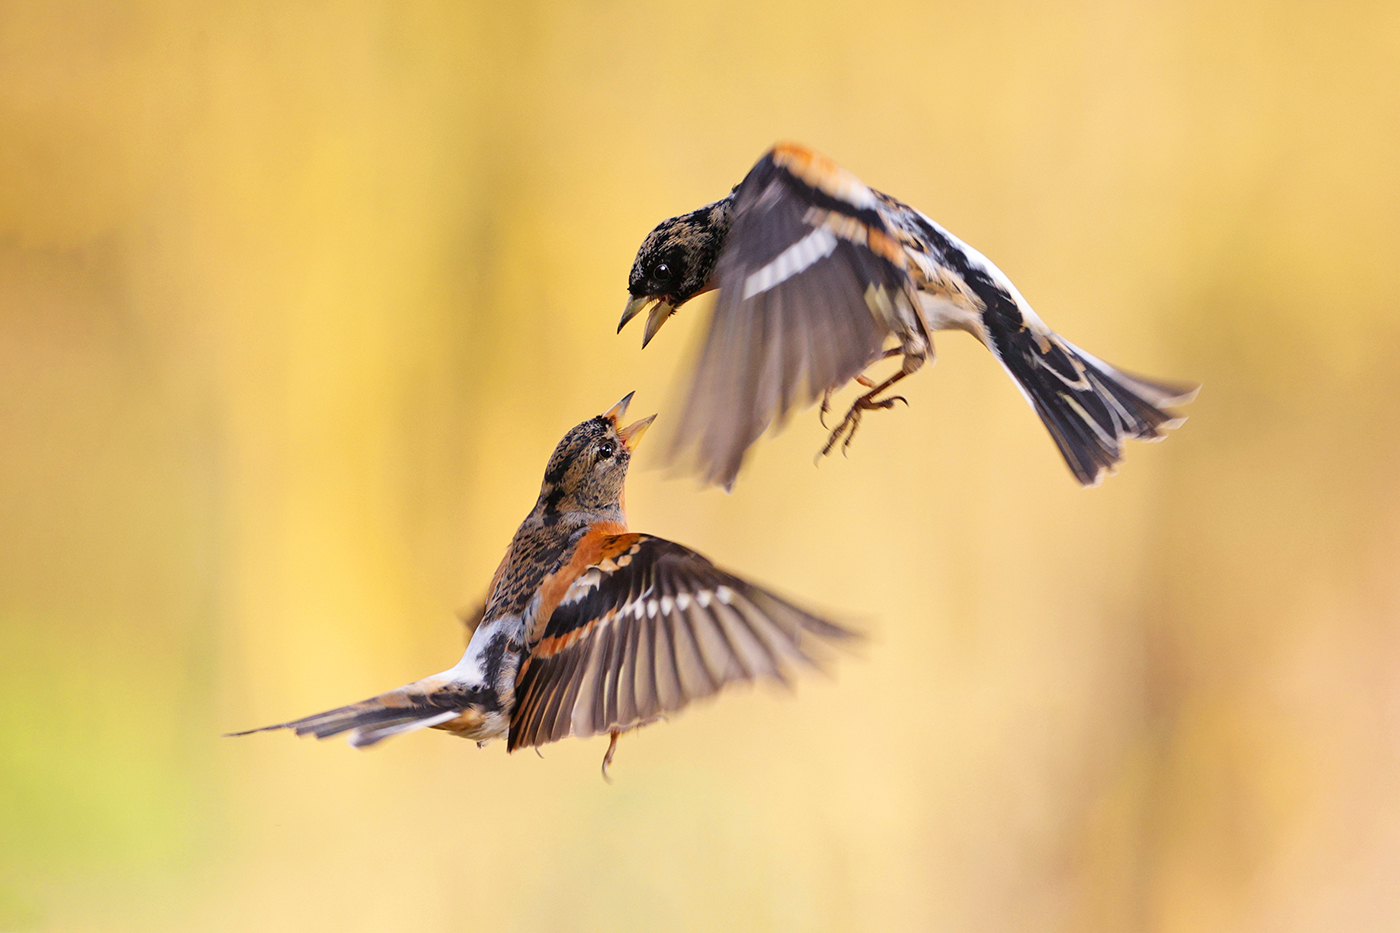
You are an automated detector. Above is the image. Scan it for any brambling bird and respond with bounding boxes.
[621,142,1199,489]
[231,393,853,775]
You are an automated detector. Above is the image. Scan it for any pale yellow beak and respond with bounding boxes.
[618,295,676,349]
[619,296,649,332]
[603,392,656,450]
[618,414,656,451]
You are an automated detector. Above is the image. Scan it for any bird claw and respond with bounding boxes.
[817,387,911,460]
[600,729,620,783]
[818,407,863,459]
[816,350,914,461]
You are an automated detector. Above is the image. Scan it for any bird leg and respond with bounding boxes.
[818,367,912,459]
[820,347,904,428]
[600,729,621,782]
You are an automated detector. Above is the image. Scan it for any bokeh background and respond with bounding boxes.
[3,1,1398,930]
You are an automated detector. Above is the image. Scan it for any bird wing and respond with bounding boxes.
[507,533,853,752]
[667,143,923,488]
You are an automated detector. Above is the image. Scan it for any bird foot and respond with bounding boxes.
[818,347,908,440]
[600,729,621,783]
[817,389,909,459]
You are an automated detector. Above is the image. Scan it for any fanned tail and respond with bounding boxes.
[989,325,1198,486]
[227,679,483,749]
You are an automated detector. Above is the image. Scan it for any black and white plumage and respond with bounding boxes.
[621,142,1199,489]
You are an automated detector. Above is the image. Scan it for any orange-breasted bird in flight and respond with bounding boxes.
[231,393,853,775]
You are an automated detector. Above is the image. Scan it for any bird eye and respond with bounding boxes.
[652,262,671,281]
[596,440,615,460]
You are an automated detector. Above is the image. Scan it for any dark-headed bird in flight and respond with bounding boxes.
[621,143,1198,489]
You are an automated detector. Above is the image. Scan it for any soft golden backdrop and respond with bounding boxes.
[2,1,1397,931]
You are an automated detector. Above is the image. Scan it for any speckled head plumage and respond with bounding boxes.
[619,197,734,348]
[534,392,655,522]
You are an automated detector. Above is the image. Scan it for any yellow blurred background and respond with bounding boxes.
[2,1,1398,930]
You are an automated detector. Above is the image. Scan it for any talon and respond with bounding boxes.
[601,729,620,783]
[819,407,862,460]
[819,418,846,459]
[841,419,860,455]
[814,365,914,461]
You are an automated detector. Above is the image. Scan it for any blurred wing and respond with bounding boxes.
[507,534,854,752]
[668,143,920,488]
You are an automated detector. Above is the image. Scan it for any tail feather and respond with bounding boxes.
[228,680,479,749]
[990,327,1198,486]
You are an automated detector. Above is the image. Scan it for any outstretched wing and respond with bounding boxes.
[507,533,854,752]
[667,143,923,488]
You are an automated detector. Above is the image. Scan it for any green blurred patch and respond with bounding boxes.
[0,613,219,917]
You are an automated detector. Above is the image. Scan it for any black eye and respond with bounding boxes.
[596,440,615,460]
[652,262,672,281]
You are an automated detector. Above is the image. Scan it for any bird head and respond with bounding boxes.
[535,392,656,520]
[620,200,731,348]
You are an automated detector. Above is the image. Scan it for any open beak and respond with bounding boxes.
[618,296,648,333]
[618,414,656,451]
[618,295,676,349]
[602,392,656,451]
[603,391,636,425]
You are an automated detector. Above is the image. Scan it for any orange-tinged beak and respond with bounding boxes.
[603,391,635,425]
[618,414,656,451]
[603,391,656,450]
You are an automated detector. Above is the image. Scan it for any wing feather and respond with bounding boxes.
[616,605,642,726]
[666,147,919,488]
[631,606,658,717]
[653,603,685,714]
[506,535,855,752]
